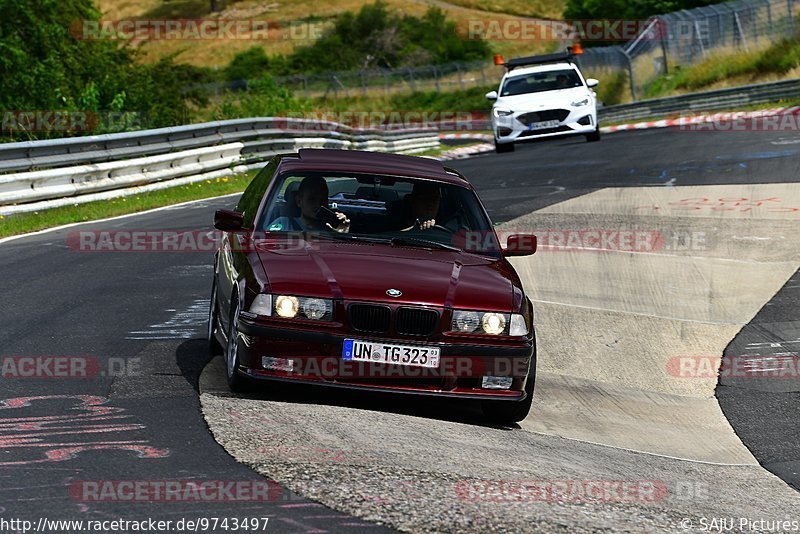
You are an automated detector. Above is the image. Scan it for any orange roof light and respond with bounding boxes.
[493,54,505,65]
[570,43,583,55]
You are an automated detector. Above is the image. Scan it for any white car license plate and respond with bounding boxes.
[530,120,560,130]
[343,339,440,368]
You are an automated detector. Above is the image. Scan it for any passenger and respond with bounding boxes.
[267,176,349,232]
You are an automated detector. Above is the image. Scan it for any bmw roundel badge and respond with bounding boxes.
[386,288,402,298]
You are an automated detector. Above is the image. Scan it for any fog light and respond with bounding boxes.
[497,127,513,137]
[482,376,513,389]
[262,356,294,372]
[577,115,592,126]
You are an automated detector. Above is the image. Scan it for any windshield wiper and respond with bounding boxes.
[390,236,460,252]
[311,232,391,245]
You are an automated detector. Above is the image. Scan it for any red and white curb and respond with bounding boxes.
[601,106,796,133]
[434,133,494,160]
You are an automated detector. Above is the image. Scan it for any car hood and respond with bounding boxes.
[255,239,517,311]
[495,87,590,111]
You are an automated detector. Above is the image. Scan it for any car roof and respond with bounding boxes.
[503,62,578,79]
[278,149,471,186]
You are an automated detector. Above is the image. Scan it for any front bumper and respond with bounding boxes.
[236,320,535,400]
[493,106,597,144]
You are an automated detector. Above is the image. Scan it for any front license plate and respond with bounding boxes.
[530,120,560,130]
[343,339,440,368]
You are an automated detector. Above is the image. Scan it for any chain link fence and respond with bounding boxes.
[578,0,799,100]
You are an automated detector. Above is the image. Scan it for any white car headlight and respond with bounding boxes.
[493,108,514,117]
[275,295,299,318]
[272,295,333,321]
[481,313,506,335]
[571,98,590,107]
[301,298,331,320]
[453,311,482,333]
[452,311,518,335]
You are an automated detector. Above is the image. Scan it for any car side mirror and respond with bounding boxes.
[485,90,498,101]
[214,209,245,231]
[586,78,599,88]
[502,234,537,257]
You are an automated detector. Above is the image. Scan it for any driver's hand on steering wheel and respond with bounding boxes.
[417,218,436,230]
[402,218,436,231]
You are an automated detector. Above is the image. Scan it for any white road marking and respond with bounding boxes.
[127,299,209,340]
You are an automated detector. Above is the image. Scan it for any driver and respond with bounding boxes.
[402,181,441,231]
[555,74,570,88]
[267,176,349,233]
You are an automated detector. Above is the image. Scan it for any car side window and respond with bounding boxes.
[236,157,280,228]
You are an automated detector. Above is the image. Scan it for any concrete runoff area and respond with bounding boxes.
[506,183,800,464]
[200,182,800,530]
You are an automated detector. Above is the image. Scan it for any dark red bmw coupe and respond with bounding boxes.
[208,149,538,423]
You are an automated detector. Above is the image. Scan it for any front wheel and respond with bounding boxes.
[585,128,601,142]
[481,367,535,424]
[207,278,223,356]
[224,297,249,392]
[494,140,515,153]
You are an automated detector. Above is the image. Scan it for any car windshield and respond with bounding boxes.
[258,172,501,256]
[500,69,583,96]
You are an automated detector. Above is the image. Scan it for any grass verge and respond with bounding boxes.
[645,36,800,98]
[0,172,256,239]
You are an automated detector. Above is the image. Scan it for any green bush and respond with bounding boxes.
[0,0,216,139]
[287,1,489,73]
[211,75,308,120]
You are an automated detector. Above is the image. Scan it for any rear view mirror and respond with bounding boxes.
[502,234,537,256]
[485,90,498,101]
[586,78,599,88]
[214,209,245,232]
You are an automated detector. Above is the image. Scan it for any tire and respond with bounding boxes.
[207,277,223,356]
[481,365,536,424]
[585,128,601,142]
[224,295,249,392]
[494,140,515,153]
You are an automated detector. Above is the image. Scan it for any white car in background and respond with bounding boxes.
[487,48,601,153]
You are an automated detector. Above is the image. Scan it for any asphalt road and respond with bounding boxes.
[1,125,798,531]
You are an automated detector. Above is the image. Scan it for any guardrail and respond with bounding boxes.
[598,78,800,123]
[0,119,440,216]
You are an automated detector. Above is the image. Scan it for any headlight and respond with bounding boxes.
[275,295,299,318]
[493,108,513,117]
[571,98,590,107]
[273,295,333,321]
[481,313,506,335]
[453,311,481,333]
[302,298,330,320]
[249,294,273,316]
[451,311,528,335]
[509,314,528,336]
